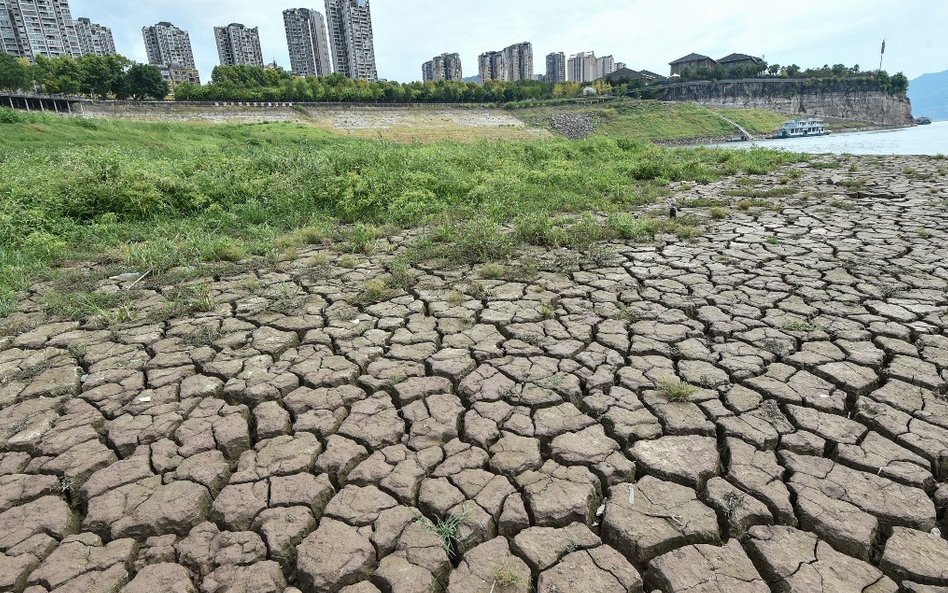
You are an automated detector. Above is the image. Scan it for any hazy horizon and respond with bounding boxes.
[70,0,947,84]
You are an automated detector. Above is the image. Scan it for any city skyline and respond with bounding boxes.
[10,0,948,83]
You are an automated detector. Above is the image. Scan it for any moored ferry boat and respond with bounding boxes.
[771,118,830,139]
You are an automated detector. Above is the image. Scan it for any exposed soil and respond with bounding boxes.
[2,156,948,593]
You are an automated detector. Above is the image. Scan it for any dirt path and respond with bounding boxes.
[2,156,947,593]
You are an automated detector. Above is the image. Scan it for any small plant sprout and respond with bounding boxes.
[359,279,391,303]
[480,263,505,279]
[491,562,526,591]
[539,301,555,319]
[658,377,698,402]
[416,507,468,557]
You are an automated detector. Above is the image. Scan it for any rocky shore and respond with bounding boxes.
[1,155,947,593]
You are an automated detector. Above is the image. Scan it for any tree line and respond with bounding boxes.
[0,56,909,103]
[676,61,909,95]
[0,53,169,100]
[175,66,604,103]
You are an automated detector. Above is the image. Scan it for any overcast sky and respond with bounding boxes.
[71,0,947,83]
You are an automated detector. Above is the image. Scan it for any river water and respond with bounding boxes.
[709,121,948,156]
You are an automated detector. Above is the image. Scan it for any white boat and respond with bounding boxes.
[771,118,830,139]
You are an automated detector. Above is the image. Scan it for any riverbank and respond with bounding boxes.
[0,107,800,316]
[1,125,946,593]
[76,99,796,144]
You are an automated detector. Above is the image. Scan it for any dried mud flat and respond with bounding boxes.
[2,156,948,593]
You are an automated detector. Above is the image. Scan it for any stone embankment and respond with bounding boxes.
[546,112,595,139]
[653,79,915,127]
[2,156,948,593]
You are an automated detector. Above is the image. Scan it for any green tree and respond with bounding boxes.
[77,54,130,99]
[889,73,909,95]
[0,53,30,91]
[126,64,168,100]
[35,56,82,94]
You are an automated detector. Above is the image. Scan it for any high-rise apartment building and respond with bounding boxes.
[568,51,598,83]
[74,17,115,56]
[504,41,532,82]
[215,23,263,67]
[143,22,200,85]
[545,52,566,83]
[479,41,533,82]
[422,52,462,82]
[478,50,505,83]
[324,0,377,81]
[0,2,19,55]
[0,0,81,60]
[283,9,331,77]
[596,55,616,79]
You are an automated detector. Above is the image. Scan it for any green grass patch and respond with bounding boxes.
[658,378,699,402]
[0,109,801,316]
[518,100,789,143]
[723,186,797,199]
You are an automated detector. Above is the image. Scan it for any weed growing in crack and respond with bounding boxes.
[66,344,87,360]
[828,199,857,211]
[416,507,467,557]
[709,207,728,220]
[157,284,213,320]
[12,360,53,382]
[183,325,223,347]
[384,259,416,292]
[491,562,526,589]
[238,276,262,293]
[359,279,391,304]
[344,223,384,255]
[657,378,698,402]
[338,255,359,268]
[512,258,539,281]
[760,338,784,355]
[446,290,466,307]
[617,307,639,323]
[270,284,303,313]
[480,263,505,280]
[467,281,494,301]
[724,186,796,199]
[766,235,780,245]
[539,301,555,320]
[44,290,136,326]
[780,321,823,333]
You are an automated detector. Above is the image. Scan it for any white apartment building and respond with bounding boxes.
[215,23,263,67]
[283,9,332,77]
[74,17,115,57]
[0,0,80,60]
[324,0,377,81]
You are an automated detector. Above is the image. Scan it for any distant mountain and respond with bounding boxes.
[463,75,481,85]
[910,70,948,121]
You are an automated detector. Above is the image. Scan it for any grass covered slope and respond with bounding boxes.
[0,108,800,315]
[511,100,789,141]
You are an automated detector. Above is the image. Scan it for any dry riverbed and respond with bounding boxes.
[1,156,948,593]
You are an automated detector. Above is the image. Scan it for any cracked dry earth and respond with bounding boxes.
[3,156,948,593]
